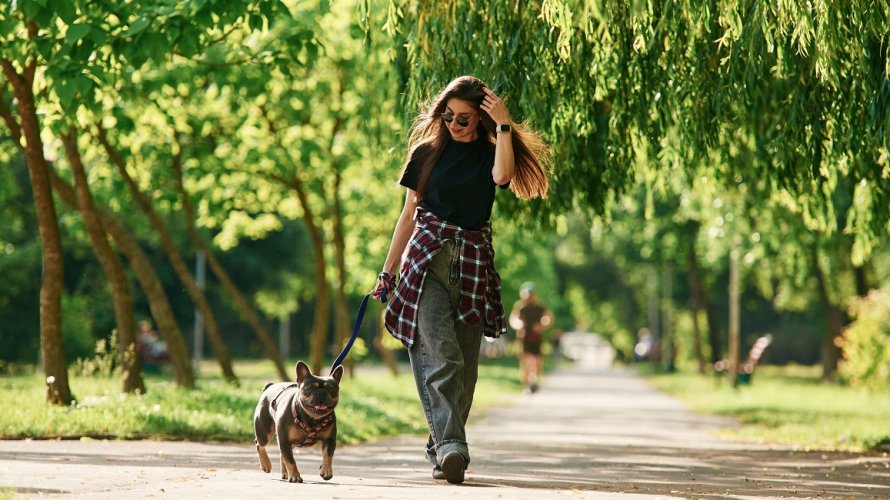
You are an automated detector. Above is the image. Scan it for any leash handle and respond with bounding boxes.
[330,293,371,372]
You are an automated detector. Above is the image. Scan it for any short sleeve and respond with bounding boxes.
[399,156,419,190]
[399,144,431,190]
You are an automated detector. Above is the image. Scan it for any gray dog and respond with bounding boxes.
[253,361,343,483]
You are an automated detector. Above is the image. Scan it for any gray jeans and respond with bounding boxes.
[408,241,483,468]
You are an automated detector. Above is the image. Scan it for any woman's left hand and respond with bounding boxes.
[481,87,511,125]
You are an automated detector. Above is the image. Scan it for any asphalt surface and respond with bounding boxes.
[1,363,889,499]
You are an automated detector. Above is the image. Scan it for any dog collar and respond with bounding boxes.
[292,406,334,447]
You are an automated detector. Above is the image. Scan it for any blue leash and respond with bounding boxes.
[330,289,387,372]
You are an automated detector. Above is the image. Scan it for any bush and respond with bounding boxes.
[839,288,890,390]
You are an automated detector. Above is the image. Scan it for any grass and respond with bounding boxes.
[640,363,890,452]
[0,357,523,444]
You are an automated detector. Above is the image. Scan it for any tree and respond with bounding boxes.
[382,1,889,255]
[0,0,288,396]
[61,129,144,393]
[47,170,196,387]
[96,125,238,384]
[0,58,72,404]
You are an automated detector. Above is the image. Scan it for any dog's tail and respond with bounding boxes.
[262,382,274,392]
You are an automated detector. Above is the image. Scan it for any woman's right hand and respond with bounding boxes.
[371,272,397,303]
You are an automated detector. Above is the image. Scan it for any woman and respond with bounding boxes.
[371,76,549,484]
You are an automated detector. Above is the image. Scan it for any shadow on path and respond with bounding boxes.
[1,364,888,499]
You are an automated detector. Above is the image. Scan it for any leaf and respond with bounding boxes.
[55,79,75,109]
[72,75,92,96]
[54,1,76,23]
[129,17,150,36]
[20,1,43,20]
[249,13,264,32]
[141,32,170,64]
[65,24,90,45]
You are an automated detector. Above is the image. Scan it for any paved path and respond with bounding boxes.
[2,364,889,499]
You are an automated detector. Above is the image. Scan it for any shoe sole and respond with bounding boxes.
[440,452,465,484]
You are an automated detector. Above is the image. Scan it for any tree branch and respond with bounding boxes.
[0,83,23,143]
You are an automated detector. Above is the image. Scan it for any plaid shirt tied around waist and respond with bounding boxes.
[384,208,506,347]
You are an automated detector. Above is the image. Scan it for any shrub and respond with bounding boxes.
[839,288,890,390]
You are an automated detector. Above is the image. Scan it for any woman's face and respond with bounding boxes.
[442,98,479,142]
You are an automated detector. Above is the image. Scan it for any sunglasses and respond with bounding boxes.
[441,112,473,127]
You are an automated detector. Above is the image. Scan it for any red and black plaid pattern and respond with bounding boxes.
[384,207,506,347]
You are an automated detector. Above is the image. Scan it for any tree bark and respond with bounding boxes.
[168,146,288,381]
[812,246,843,381]
[47,169,196,387]
[685,224,707,374]
[327,113,351,377]
[61,129,144,394]
[853,264,869,297]
[1,60,72,405]
[331,165,352,377]
[95,126,237,384]
[295,178,330,375]
[727,240,741,387]
[661,263,675,371]
[703,291,722,365]
[374,310,399,376]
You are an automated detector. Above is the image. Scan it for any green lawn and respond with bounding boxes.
[0,357,522,444]
[641,364,890,452]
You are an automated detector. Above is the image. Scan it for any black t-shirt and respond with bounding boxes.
[399,136,507,230]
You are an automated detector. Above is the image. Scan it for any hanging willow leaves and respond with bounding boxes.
[380,0,889,259]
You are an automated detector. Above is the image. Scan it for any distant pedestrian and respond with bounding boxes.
[371,75,550,484]
[509,282,553,394]
[136,320,169,366]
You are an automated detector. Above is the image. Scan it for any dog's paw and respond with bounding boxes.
[320,465,333,481]
[287,475,303,483]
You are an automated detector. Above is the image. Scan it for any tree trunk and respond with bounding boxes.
[703,293,721,365]
[331,167,352,377]
[685,226,707,374]
[95,126,237,384]
[297,181,330,375]
[169,149,288,381]
[661,263,675,371]
[374,310,399,376]
[1,61,72,405]
[328,113,349,376]
[853,264,869,297]
[47,169,196,387]
[727,239,741,388]
[61,129,144,394]
[812,246,843,381]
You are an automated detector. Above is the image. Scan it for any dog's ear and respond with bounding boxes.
[296,361,311,383]
[331,365,344,383]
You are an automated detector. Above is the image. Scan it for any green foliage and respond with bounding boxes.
[60,294,102,362]
[0,359,520,443]
[71,331,119,378]
[0,159,41,364]
[644,365,890,451]
[839,288,890,390]
[383,0,890,261]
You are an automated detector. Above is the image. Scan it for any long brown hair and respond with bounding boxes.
[404,76,550,202]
